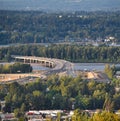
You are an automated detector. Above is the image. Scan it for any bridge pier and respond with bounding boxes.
[13,56,55,68]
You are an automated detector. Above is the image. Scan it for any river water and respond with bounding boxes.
[1,62,120,71]
[32,63,120,71]
[74,63,107,71]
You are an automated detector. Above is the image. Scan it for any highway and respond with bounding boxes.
[12,56,77,78]
[0,56,110,84]
[44,60,76,77]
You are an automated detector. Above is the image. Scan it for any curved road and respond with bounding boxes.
[12,56,76,78]
[44,59,76,77]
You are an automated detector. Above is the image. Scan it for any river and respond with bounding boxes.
[32,63,120,71]
[74,63,107,71]
[1,62,120,72]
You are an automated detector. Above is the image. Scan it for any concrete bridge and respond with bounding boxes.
[12,55,76,77]
[12,55,56,68]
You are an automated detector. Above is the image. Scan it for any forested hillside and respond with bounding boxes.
[0,11,120,44]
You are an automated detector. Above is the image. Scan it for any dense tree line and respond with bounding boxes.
[0,75,120,118]
[0,10,120,44]
[72,109,120,121]
[0,63,32,73]
[0,45,120,63]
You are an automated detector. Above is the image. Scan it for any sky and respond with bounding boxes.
[0,0,120,11]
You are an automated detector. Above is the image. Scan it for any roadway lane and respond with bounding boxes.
[12,55,76,77]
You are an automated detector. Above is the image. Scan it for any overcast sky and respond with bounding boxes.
[0,0,120,11]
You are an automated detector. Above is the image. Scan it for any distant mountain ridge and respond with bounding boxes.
[0,0,120,11]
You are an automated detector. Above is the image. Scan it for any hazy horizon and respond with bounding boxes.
[0,0,120,12]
